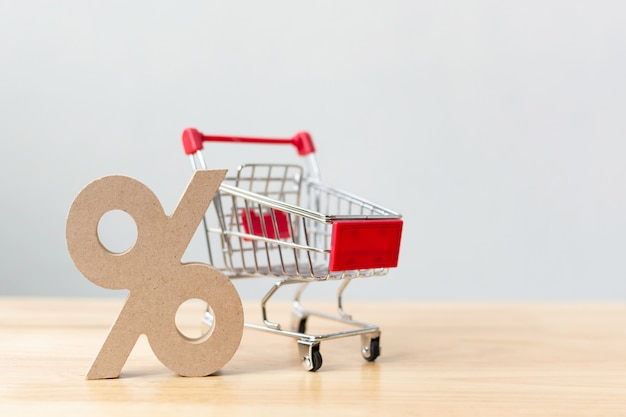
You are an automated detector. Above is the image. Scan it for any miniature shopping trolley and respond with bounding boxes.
[181,127,403,371]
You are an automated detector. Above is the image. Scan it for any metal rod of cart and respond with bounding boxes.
[181,128,403,371]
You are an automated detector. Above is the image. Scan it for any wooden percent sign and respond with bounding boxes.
[66,170,243,379]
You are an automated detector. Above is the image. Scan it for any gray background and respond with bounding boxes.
[1,1,625,300]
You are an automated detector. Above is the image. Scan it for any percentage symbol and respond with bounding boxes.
[66,170,243,379]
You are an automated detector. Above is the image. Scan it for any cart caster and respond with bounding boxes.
[295,316,308,333]
[291,309,308,334]
[298,340,322,372]
[361,335,381,362]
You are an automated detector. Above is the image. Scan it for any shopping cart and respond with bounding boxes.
[181,127,403,371]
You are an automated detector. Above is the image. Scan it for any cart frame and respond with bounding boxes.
[181,128,402,371]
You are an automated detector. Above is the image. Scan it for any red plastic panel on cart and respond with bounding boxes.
[241,209,291,240]
[329,219,403,271]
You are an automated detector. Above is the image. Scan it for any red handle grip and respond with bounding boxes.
[182,128,315,156]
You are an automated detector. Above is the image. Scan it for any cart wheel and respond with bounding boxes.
[291,310,308,334]
[362,336,381,362]
[298,341,323,372]
[309,349,323,372]
[296,316,307,334]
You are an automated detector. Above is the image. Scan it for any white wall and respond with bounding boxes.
[1,1,625,300]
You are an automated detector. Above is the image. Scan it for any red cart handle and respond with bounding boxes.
[182,127,315,156]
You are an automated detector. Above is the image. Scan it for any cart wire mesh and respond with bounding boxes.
[201,163,401,281]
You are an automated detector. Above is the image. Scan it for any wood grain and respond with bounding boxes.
[1,298,625,416]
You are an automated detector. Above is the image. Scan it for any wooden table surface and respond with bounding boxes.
[1,298,625,416]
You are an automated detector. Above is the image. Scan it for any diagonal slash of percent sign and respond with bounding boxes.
[66,170,243,379]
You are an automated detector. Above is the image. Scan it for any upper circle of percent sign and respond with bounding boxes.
[66,170,244,379]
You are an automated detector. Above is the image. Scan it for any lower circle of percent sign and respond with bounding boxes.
[66,170,244,379]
